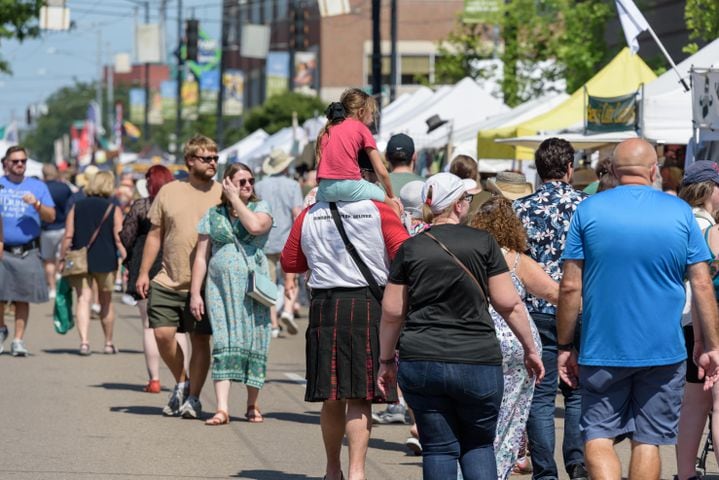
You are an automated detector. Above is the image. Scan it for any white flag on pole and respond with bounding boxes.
[615,0,650,54]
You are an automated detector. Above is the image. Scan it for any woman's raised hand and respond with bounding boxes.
[222,177,240,202]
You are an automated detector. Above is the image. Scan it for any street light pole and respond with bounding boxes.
[390,0,397,103]
[144,1,150,141]
[176,0,183,154]
[371,0,382,115]
[216,0,230,149]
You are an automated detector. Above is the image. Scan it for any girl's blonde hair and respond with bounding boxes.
[315,88,377,161]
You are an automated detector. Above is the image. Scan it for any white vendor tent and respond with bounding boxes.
[380,86,435,129]
[641,38,719,144]
[241,126,309,173]
[379,78,507,151]
[219,129,269,164]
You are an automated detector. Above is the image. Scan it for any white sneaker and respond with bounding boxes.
[280,311,299,335]
[11,339,29,357]
[271,327,281,339]
[0,325,8,354]
[91,303,101,315]
[48,289,56,300]
[121,294,137,306]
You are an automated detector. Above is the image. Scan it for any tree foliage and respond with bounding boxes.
[243,91,326,135]
[684,0,719,54]
[438,0,611,107]
[23,81,96,162]
[0,0,43,74]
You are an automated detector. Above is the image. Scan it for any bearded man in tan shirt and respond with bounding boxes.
[136,134,223,418]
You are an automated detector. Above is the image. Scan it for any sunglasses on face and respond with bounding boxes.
[238,178,255,187]
[194,155,219,164]
[9,158,27,165]
[464,194,474,203]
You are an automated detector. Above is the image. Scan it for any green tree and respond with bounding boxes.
[0,0,43,74]
[684,0,719,54]
[434,20,497,85]
[23,81,96,162]
[243,91,326,135]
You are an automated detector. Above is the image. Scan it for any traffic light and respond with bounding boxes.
[186,19,199,61]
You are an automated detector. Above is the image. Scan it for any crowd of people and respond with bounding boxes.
[3,88,719,480]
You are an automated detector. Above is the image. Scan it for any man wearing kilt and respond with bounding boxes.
[281,163,408,480]
[0,145,56,356]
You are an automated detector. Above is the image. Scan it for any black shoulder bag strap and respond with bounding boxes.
[328,202,384,303]
[425,231,488,304]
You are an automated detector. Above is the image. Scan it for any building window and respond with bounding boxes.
[277,0,288,18]
[365,54,433,86]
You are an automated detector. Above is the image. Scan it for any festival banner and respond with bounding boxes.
[266,51,290,98]
[293,51,318,95]
[160,80,177,120]
[129,88,145,124]
[199,69,220,115]
[182,79,199,120]
[585,91,637,133]
[187,30,220,79]
[691,69,719,130]
[223,70,244,116]
[149,89,163,125]
[463,0,502,24]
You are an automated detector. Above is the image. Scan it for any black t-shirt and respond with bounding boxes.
[389,224,508,365]
[43,180,73,230]
[72,196,118,273]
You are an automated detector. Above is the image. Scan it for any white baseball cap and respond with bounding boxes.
[421,173,476,214]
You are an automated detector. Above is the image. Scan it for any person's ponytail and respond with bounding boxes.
[422,185,435,224]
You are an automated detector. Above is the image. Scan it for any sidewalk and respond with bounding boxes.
[0,296,716,479]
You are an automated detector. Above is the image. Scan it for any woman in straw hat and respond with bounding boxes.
[470,196,559,479]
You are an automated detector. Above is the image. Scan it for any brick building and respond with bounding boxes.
[224,0,463,108]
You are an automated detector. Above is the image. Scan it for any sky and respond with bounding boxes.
[0,0,222,128]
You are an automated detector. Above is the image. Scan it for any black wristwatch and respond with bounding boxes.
[557,342,574,351]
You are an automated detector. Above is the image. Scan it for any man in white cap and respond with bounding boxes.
[254,148,304,337]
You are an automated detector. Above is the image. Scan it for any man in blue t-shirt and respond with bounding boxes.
[557,139,719,479]
[0,146,56,356]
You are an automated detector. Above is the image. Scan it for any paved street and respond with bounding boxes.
[1,296,716,479]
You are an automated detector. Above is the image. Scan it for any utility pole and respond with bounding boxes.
[390,0,398,103]
[106,43,114,144]
[371,0,382,115]
[216,0,231,149]
[96,30,103,134]
[176,0,183,154]
[144,1,150,141]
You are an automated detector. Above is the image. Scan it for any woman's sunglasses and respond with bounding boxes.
[238,178,255,187]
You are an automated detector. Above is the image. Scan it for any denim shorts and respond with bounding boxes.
[579,362,686,445]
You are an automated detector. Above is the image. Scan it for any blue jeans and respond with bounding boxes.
[526,313,584,480]
[399,360,503,480]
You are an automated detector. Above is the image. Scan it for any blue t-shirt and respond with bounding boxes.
[0,175,55,245]
[563,185,710,367]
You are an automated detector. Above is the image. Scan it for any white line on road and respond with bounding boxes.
[284,372,307,387]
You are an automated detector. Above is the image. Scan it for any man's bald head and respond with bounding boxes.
[612,139,658,186]
[613,139,657,169]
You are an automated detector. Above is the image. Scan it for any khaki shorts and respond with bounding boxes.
[147,282,211,335]
[68,271,116,293]
[266,253,281,283]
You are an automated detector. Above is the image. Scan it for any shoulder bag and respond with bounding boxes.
[329,202,384,303]
[225,206,279,308]
[424,231,488,303]
[62,204,114,277]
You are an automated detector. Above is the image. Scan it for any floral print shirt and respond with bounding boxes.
[513,181,587,315]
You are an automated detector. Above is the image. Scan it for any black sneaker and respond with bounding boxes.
[567,463,589,480]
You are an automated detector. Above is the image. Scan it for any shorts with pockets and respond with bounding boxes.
[579,362,686,445]
[147,282,211,335]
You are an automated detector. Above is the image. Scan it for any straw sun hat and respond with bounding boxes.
[262,148,295,175]
[487,171,534,200]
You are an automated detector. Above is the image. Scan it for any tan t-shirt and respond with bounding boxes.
[148,179,222,291]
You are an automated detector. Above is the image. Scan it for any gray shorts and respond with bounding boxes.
[579,362,686,445]
[40,229,65,261]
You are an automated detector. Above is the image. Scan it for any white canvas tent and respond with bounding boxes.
[241,126,309,173]
[380,86,435,129]
[641,38,719,144]
[379,78,507,151]
[219,129,269,164]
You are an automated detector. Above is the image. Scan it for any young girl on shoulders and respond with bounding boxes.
[315,88,400,213]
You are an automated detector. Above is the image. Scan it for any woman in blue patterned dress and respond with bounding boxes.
[190,162,273,425]
[471,196,558,479]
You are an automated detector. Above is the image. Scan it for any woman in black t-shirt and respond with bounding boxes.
[60,171,126,356]
[377,173,544,480]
